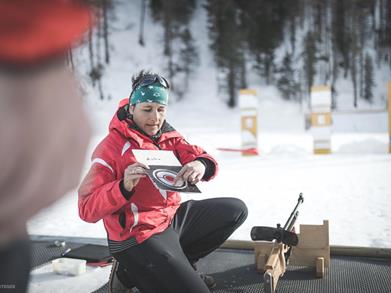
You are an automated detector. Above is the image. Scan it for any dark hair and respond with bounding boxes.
[131,70,154,90]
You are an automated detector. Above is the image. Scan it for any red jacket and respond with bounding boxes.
[78,99,218,244]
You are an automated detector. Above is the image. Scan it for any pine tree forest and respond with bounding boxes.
[84,0,391,109]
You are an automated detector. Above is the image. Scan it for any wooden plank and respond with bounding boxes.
[222,239,391,259]
[316,257,325,278]
[254,242,274,255]
[298,222,329,249]
[289,246,330,267]
[331,245,391,258]
[289,220,330,267]
[257,253,268,272]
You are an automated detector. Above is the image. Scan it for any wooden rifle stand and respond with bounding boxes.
[254,220,330,293]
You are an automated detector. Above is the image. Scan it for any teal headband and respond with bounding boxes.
[130,82,169,105]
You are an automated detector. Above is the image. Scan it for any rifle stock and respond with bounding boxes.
[253,193,304,293]
[264,243,287,293]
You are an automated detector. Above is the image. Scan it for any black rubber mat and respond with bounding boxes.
[196,248,391,293]
[30,241,85,268]
[30,240,391,293]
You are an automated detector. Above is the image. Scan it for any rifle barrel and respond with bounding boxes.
[283,193,304,230]
[286,211,299,231]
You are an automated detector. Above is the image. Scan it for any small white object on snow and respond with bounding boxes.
[52,258,86,276]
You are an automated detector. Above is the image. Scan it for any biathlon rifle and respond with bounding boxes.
[250,193,304,293]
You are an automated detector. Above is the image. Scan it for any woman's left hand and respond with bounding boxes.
[174,160,205,186]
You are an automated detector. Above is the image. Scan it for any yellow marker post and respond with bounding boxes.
[311,85,332,154]
[239,89,258,156]
[388,81,391,153]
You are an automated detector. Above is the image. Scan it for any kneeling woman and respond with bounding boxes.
[78,71,248,293]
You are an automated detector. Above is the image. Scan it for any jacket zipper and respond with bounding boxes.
[152,141,162,150]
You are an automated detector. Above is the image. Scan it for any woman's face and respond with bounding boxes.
[129,102,167,136]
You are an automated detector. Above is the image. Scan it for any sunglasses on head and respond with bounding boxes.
[136,74,169,89]
[129,74,170,99]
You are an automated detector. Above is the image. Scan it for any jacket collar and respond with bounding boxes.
[109,99,181,147]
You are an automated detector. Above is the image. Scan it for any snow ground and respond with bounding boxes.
[28,97,391,249]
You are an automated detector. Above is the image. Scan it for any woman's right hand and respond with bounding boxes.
[123,162,149,192]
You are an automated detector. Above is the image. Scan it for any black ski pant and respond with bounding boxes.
[113,197,248,293]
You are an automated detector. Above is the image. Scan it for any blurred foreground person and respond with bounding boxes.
[78,70,248,293]
[0,1,93,292]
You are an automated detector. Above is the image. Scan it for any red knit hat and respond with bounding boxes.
[0,0,93,65]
